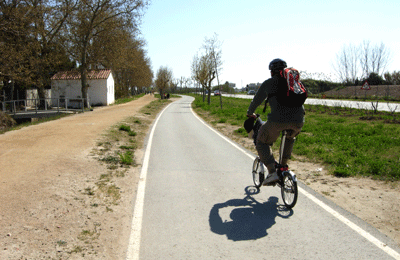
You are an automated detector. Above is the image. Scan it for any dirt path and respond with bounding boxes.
[0,94,156,259]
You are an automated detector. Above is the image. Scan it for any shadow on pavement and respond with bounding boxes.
[209,186,293,241]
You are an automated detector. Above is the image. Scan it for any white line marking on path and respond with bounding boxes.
[191,106,400,260]
[126,102,173,260]
[299,187,400,260]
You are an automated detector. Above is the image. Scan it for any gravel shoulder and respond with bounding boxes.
[0,94,158,259]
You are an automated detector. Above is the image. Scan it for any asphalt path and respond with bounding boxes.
[226,94,400,112]
[127,95,400,259]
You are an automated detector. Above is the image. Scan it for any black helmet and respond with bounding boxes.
[269,58,287,71]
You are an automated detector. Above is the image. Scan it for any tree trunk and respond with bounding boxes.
[38,86,47,109]
[80,55,90,108]
[80,41,90,108]
[80,67,90,108]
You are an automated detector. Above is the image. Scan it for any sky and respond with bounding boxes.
[140,0,399,89]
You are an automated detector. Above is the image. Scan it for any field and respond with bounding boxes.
[321,85,400,100]
[191,94,400,181]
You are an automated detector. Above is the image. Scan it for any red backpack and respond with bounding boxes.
[263,68,307,112]
[283,68,307,106]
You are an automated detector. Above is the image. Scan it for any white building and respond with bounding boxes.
[51,69,115,107]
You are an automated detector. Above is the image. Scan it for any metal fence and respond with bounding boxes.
[1,97,87,115]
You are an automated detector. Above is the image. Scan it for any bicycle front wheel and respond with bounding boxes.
[281,171,298,209]
[252,157,264,188]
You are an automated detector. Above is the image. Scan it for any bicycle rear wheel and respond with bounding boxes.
[281,171,298,208]
[252,157,264,188]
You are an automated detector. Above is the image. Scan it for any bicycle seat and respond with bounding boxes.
[282,129,294,136]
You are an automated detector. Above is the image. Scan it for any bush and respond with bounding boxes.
[302,79,342,94]
[0,112,16,132]
[119,124,131,132]
[384,71,400,85]
[128,130,137,136]
[365,72,385,85]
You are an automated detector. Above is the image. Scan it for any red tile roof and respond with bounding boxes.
[51,69,112,80]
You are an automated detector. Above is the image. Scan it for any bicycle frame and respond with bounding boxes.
[251,114,299,208]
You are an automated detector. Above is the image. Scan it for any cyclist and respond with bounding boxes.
[247,58,305,186]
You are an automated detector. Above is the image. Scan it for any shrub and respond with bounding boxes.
[119,124,131,132]
[0,112,17,132]
[119,151,133,165]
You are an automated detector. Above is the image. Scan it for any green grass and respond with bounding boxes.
[190,94,400,181]
[119,151,134,165]
[1,112,72,134]
[296,113,400,180]
[140,99,172,116]
[113,93,145,105]
[119,124,131,132]
[119,124,137,136]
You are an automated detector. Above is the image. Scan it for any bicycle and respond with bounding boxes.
[250,115,298,209]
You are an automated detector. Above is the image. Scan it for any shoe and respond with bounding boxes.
[262,172,279,186]
[277,165,289,173]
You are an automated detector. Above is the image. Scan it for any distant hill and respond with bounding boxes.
[322,85,400,100]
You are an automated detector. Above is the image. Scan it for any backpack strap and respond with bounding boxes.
[262,95,270,113]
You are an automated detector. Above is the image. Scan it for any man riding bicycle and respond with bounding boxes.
[247,58,305,186]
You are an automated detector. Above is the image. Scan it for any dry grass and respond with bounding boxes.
[323,85,400,100]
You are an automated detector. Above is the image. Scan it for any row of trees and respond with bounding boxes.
[0,0,153,107]
[384,71,400,85]
[333,40,392,86]
[154,34,224,104]
[154,38,398,100]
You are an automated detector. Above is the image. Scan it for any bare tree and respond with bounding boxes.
[360,40,371,79]
[177,76,190,93]
[191,52,213,103]
[203,33,223,108]
[360,40,391,78]
[191,34,222,105]
[387,102,398,121]
[333,43,359,84]
[155,66,172,99]
[334,41,391,84]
